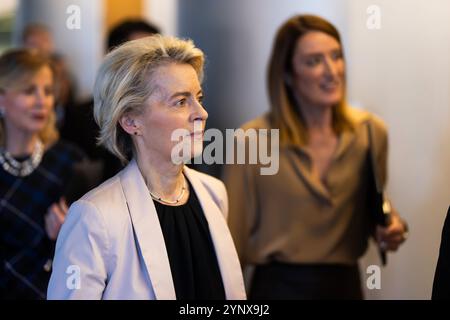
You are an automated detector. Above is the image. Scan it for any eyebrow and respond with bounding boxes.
[302,48,342,57]
[169,90,203,100]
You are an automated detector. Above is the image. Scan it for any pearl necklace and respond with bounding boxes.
[0,139,44,177]
[149,174,187,205]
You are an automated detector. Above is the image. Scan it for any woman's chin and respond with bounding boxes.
[316,97,342,108]
[169,151,204,165]
[190,144,204,160]
[23,124,46,136]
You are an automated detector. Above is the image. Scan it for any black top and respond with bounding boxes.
[154,182,226,300]
[432,206,450,299]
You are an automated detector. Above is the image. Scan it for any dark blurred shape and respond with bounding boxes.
[107,19,160,52]
[22,23,54,58]
[432,206,450,299]
[366,123,391,265]
[60,99,122,182]
[63,158,103,205]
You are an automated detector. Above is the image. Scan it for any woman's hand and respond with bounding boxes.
[45,197,69,241]
[376,209,409,252]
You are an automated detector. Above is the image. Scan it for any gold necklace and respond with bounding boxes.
[149,174,187,205]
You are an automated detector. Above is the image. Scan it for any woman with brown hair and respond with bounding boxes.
[0,49,85,299]
[223,14,408,299]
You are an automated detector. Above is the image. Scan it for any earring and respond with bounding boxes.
[284,73,293,87]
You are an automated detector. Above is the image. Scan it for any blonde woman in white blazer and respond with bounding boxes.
[47,35,246,300]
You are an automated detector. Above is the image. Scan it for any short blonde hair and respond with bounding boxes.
[0,49,58,148]
[93,35,205,164]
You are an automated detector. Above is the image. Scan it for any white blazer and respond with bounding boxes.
[47,160,246,300]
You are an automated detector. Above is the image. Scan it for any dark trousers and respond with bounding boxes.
[249,262,363,300]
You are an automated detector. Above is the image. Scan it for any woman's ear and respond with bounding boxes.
[119,113,140,136]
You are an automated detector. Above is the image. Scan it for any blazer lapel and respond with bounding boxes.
[183,167,246,300]
[119,160,176,299]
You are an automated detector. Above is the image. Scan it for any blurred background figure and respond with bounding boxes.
[60,18,160,184]
[106,18,160,52]
[223,14,409,299]
[21,23,76,132]
[0,49,88,299]
[21,23,54,57]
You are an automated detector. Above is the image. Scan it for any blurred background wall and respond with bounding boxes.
[13,0,104,101]
[1,0,449,299]
[345,0,450,299]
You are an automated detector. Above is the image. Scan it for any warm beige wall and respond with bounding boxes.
[105,0,143,31]
[347,0,450,299]
[142,0,178,35]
